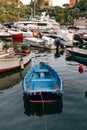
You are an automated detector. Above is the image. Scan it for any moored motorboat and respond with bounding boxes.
[0,29,11,38]
[8,29,33,40]
[24,36,56,50]
[0,40,5,51]
[11,33,23,39]
[66,47,87,63]
[24,37,45,47]
[0,60,32,90]
[23,62,63,103]
[0,49,31,73]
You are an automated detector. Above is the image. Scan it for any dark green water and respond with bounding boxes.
[0,46,87,130]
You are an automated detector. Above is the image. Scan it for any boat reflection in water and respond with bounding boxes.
[0,61,32,90]
[85,91,87,99]
[54,48,64,58]
[23,96,63,116]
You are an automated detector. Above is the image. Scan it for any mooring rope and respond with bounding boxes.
[40,92,48,130]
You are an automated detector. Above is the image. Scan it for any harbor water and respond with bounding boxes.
[0,42,87,130]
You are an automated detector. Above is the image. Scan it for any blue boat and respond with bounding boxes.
[23,99,63,116]
[23,62,63,103]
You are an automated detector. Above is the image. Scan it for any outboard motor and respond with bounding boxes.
[54,38,61,46]
[73,34,83,44]
[54,38,64,49]
[21,43,29,50]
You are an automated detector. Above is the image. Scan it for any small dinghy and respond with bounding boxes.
[23,62,63,103]
[0,49,31,73]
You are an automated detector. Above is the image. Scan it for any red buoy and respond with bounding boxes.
[23,50,30,54]
[78,64,84,73]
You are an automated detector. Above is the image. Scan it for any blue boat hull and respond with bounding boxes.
[23,96,63,116]
[24,91,62,103]
[23,62,63,103]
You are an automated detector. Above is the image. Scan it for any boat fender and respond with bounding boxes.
[26,84,30,90]
[5,29,8,32]
[36,33,39,38]
[36,33,42,38]
[54,83,59,91]
[20,58,24,69]
[41,41,45,45]
[23,50,30,54]
[78,64,84,73]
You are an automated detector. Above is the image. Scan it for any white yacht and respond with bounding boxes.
[14,20,54,30]
[13,12,59,31]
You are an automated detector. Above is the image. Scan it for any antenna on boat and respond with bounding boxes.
[17,0,20,20]
[33,0,35,18]
[31,0,35,18]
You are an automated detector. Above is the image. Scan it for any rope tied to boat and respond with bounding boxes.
[40,92,48,130]
[54,83,59,91]
[26,84,30,90]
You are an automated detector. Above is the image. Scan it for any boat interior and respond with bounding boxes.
[25,66,60,93]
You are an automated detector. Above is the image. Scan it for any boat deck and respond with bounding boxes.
[25,68,60,93]
[29,78,57,93]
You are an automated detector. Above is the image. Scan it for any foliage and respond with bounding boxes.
[0,0,87,25]
[74,0,87,12]
[72,8,80,17]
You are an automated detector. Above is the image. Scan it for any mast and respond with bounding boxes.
[18,0,20,20]
[33,0,35,18]
[31,0,35,18]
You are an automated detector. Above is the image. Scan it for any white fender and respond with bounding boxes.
[20,58,24,69]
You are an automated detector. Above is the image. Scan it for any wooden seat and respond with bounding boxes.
[35,69,48,73]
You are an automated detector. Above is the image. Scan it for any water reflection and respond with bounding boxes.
[0,61,32,90]
[54,48,64,58]
[23,96,63,116]
[85,91,87,99]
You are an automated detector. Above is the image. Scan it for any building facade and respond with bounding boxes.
[0,0,53,6]
[44,0,53,6]
[0,0,21,4]
[70,0,80,7]
[74,13,87,28]
[0,0,12,3]
[35,0,53,6]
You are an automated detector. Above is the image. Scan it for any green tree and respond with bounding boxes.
[78,0,87,12]
[72,8,80,18]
